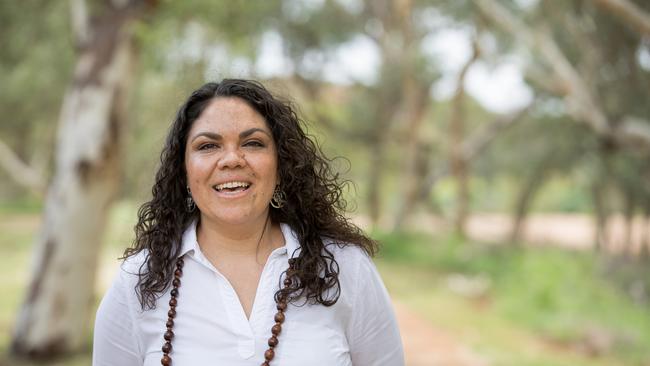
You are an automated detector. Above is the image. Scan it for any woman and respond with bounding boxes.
[93,79,404,366]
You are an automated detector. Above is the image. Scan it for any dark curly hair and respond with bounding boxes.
[123,79,377,310]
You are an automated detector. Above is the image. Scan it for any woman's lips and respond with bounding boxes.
[212,185,251,198]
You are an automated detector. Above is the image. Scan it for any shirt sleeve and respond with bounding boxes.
[92,266,143,366]
[347,254,405,366]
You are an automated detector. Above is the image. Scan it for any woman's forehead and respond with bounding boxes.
[189,97,271,135]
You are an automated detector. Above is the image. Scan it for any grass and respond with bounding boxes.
[375,230,650,366]
[1,203,649,365]
[0,202,138,366]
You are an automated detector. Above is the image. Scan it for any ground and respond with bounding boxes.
[3,210,647,365]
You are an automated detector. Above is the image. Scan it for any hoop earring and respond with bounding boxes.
[186,186,196,212]
[270,185,286,209]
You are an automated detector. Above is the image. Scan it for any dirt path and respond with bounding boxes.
[393,301,488,366]
[383,213,650,365]
[401,213,650,254]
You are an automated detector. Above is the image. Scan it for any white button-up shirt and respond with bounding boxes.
[93,222,404,365]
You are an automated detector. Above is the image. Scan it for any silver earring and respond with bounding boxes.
[270,185,286,209]
[186,186,196,212]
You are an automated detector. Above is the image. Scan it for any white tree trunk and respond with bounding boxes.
[10,0,144,357]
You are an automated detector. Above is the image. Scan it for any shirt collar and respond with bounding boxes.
[280,222,301,259]
[178,220,301,259]
[179,219,200,257]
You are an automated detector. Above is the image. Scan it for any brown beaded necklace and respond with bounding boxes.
[160,255,297,366]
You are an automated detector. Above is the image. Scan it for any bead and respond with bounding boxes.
[274,312,285,323]
[264,348,275,361]
[268,335,278,347]
[164,330,174,341]
[161,354,171,366]
[159,253,294,366]
[162,341,172,353]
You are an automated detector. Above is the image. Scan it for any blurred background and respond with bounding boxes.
[2,0,650,365]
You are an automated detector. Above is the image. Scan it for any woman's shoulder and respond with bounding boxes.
[119,249,149,277]
[111,250,149,295]
[322,238,374,272]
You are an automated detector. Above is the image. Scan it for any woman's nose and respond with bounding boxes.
[217,148,246,169]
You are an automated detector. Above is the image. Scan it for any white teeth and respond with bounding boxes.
[214,181,250,191]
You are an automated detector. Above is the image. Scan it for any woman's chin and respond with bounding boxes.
[199,210,269,227]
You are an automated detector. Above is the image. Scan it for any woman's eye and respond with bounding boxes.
[198,143,218,150]
[244,140,264,148]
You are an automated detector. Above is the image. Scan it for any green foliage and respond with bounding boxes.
[0,197,42,215]
[0,1,74,199]
[376,229,650,364]
[0,203,139,364]
[532,176,591,213]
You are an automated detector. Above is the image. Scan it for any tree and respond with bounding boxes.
[0,1,74,200]
[10,0,155,357]
[591,0,650,36]
[474,0,650,151]
[474,0,650,252]
[275,0,441,227]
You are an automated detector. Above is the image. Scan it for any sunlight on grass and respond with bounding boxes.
[375,230,650,366]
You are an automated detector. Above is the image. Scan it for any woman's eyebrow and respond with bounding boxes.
[190,132,221,142]
[190,128,271,142]
[239,128,271,139]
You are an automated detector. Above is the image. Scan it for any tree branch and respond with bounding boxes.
[0,138,45,196]
[475,0,650,150]
[290,75,374,143]
[416,103,532,203]
[70,0,90,48]
[591,0,650,36]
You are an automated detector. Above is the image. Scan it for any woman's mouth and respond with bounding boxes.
[212,181,251,196]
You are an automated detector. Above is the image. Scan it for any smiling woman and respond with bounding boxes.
[185,97,279,229]
[92,79,404,366]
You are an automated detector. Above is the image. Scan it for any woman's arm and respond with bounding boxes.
[92,268,143,366]
[347,254,405,366]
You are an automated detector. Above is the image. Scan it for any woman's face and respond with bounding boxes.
[184,97,278,227]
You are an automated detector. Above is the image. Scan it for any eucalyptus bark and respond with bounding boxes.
[388,0,432,231]
[10,0,149,358]
[592,182,610,252]
[641,210,650,260]
[509,156,553,244]
[622,191,635,255]
[449,40,480,237]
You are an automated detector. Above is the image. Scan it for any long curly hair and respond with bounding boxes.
[123,79,377,310]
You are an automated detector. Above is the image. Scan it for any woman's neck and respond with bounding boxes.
[196,213,284,261]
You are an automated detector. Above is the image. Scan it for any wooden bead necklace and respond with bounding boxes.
[160,256,297,366]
